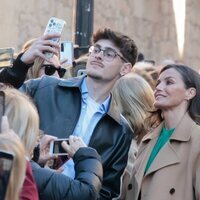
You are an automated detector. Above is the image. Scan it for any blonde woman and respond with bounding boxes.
[113,73,155,144]
[112,73,155,200]
[0,133,26,200]
[4,88,40,158]
[3,88,102,200]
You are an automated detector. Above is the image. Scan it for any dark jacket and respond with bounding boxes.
[20,75,133,199]
[31,147,103,200]
[0,54,30,88]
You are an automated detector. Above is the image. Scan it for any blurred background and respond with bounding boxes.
[0,0,199,71]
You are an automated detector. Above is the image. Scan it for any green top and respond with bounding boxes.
[144,127,175,174]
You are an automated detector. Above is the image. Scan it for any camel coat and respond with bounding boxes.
[128,112,200,200]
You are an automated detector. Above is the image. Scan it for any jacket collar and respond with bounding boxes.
[57,75,121,124]
[142,112,195,143]
[58,75,85,88]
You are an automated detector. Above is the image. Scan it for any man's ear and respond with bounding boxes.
[120,63,132,76]
[185,87,196,100]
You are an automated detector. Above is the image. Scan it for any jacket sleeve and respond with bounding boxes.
[0,54,31,88]
[31,147,103,200]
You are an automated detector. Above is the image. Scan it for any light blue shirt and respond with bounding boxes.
[62,77,111,178]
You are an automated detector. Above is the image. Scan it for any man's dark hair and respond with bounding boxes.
[92,28,138,66]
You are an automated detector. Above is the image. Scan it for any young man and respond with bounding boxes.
[6,28,138,199]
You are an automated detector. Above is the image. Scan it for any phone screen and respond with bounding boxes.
[53,139,69,155]
[0,48,14,68]
[0,151,14,200]
[60,41,74,65]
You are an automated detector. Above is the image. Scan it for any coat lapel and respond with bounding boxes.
[145,142,180,176]
[145,113,195,176]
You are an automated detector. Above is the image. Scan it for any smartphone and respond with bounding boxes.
[77,69,87,76]
[60,41,74,65]
[0,151,14,200]
[44,17,66,58]
[0,48,14,68]
[49,138,69,156]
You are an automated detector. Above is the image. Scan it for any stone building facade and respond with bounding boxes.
[0,0,200,71]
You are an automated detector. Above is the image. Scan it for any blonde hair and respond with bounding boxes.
[4,88,39,157]
[0,134,26,200]
[112,73,155,143]
[21,38,37,53]
[26,57,44,80]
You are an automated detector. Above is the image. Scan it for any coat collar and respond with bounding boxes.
[142,112,195,143]
[57,75,121,124]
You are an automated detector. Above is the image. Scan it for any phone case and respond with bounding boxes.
[44,17,66,58]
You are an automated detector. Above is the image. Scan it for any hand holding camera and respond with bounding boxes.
[49,135,87,158]
[61,135,87,158]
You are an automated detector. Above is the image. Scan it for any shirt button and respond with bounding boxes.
[169,188,175,194]
[128,184,132,190]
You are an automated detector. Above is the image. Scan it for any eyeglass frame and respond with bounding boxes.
[41,64,66,78]
[89,45,129,63]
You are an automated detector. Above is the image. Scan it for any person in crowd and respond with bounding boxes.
[26,55,66,79]
[3,88,102,200]
[5,28,138,199]
[0,35,66,88]
[72,53,89,77]
[0,131,26,200]
[112,73,155,200]
[0,34,60,88]
[113,72,155,144]
[130,64,200,200]
[133,60,160,89]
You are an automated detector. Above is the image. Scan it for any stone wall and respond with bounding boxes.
[0,0,200,71]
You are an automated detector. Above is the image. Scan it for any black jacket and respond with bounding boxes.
[20,75,133,199]
[0,54,30,88]
[31,147,102,200]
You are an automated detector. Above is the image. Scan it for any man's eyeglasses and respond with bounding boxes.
[42,64,66,78]
[89,45,129,63]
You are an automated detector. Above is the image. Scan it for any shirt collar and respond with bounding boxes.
[80,77,111,113]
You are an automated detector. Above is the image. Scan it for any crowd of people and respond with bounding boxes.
[0,21,200,200]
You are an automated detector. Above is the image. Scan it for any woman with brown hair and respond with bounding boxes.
[131,64,200,200]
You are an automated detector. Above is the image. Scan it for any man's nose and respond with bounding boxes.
[95,50,104,59]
